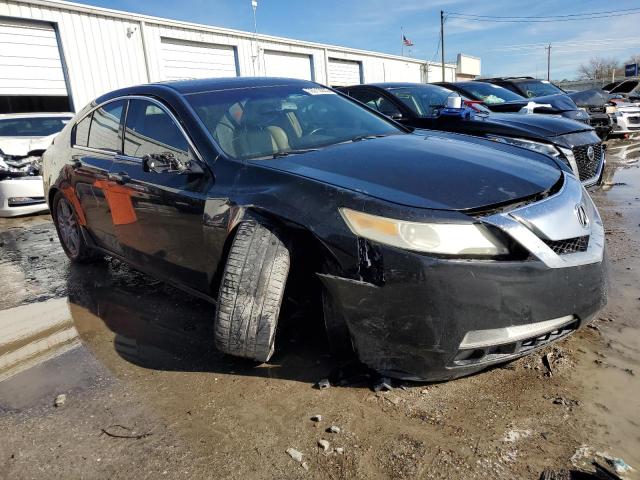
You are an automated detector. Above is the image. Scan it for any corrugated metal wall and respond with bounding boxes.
[0,0,457,111]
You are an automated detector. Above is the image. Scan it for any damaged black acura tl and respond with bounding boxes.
[42,77,607,381]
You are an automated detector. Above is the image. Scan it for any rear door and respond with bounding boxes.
[71,99,126,252]
[110,97,212,291]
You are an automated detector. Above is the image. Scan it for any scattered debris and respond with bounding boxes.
[317,439,330,452]
[54,394,66,407]
[373,377,393,392]
[326,425,341,434]
[385,395,402,406]
[623,368,635,376]
[335,447,344,455]
[502,428,532,443]
[316,378,330,390]
[310,414,322,422]
[606,457,633,475]
[301,462,309,471]
[100,425,152,440]
[286,448,304,463]
[553,397,580,408]
[542,353,554,376]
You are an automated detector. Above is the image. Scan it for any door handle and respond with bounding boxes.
[109,172,131,185]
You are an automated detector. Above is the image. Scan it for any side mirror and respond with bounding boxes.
[142,152,203,175]
[383,112,403,121]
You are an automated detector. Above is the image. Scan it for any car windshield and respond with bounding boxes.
[457,82,524,104]
[0,117,70,137]
[386,85,458,117]
[187,84,402,160]
[518,80,564,98]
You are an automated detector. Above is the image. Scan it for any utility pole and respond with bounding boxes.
[251,0,259,75]
[545,43,551,81]
[440,10,445,81]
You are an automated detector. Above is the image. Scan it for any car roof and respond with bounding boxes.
[0,112,74,119]
[351,82,449,90]
[479,77,536,83]
[94,76,322,105]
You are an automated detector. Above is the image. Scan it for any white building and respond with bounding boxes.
[0,0,479,113]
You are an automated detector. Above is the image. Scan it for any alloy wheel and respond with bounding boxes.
[56,197,81,257]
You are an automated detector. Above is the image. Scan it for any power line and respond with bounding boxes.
[446,8,640,23]
[446,7,640,20]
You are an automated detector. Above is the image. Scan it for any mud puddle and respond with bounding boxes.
[1,139,639,479]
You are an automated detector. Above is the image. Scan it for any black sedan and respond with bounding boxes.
[42,77,607,381]
[338,83,605,186]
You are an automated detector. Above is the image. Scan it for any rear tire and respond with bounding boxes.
[52,191,101,263]
[214,216,290,362]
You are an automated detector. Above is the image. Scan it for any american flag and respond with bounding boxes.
[402,35,414,47]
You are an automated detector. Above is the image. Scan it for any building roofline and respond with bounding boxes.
[13,0,441,66]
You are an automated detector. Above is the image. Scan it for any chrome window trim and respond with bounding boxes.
[71,95,204,166]
[74,145,117,157]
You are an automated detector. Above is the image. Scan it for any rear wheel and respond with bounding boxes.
[52,191,100,263]
[214,216,290,362]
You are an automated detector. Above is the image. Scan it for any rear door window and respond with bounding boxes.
[88,100,126,152]
[74,114,91,147]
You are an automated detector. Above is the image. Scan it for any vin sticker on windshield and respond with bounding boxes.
[303,88,335,95]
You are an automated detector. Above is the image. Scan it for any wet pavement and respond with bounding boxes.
[1,138,639,479]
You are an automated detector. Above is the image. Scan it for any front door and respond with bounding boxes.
[109,98,212,292]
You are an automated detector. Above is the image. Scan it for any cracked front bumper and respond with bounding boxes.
[320,249,607,381]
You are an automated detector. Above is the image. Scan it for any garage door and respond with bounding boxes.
[263,50,313,80]
[328,58,362,86]
[0,19,67,96]
[161,38,238,81]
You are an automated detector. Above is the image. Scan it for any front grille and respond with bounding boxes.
[572,143,603,182]
[588,106,605,113]
[452,320,579,367]
[589,117,609,127]
[629,116,640,124]
[543,235,589,254]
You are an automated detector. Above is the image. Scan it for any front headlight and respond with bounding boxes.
[340,208,509,256]
[488,136,561,158]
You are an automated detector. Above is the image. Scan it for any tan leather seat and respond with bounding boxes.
[232,100,291,158]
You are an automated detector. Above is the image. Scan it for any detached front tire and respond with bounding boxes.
[52,191,100,263]
[214,216,290,362]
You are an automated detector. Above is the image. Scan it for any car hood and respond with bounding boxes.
[477,112,591,137]
[252,133,562,211]
[491,94,578,113]
[0,133,57,156]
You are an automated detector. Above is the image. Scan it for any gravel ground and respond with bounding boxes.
[0,138,638,480]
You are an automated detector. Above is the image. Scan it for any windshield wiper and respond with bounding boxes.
[350,134,387,142]
[271,148,319,158]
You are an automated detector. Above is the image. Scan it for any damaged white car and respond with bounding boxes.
[0,113,72,217]
[611,102,640,135]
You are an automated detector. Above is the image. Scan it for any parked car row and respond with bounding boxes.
[337,82,605,186]
[39,77,607,381]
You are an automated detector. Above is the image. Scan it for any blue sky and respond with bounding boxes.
[74,0,640,80]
